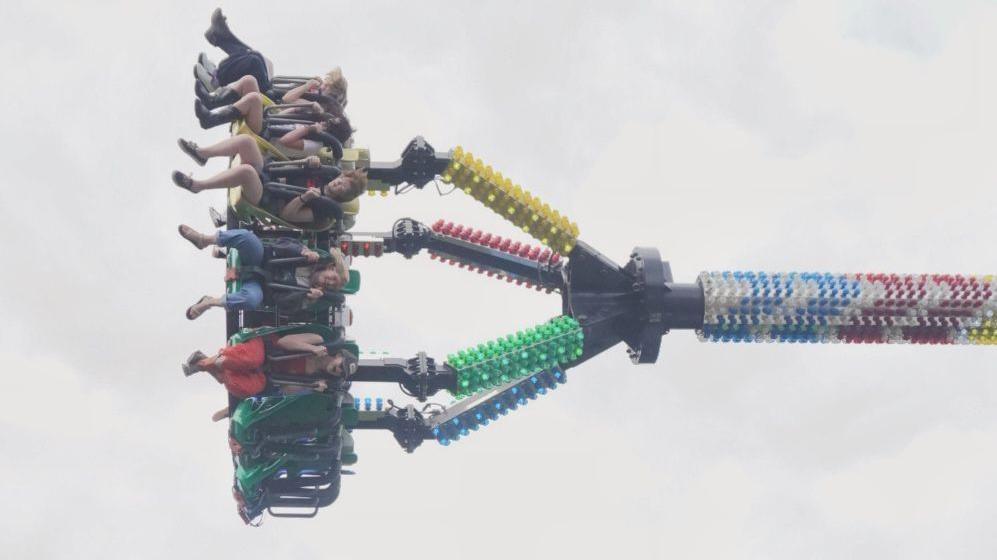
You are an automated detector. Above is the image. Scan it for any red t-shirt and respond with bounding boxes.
[218,338,268,398]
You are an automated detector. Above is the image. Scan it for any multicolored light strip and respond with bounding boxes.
[440,146,579,254]
[698,271,997,344]
[446,316,583,397]
[432,368,566,446]
[429,219,562,291]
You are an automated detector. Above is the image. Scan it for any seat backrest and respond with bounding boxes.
[341,270,360,295]
[229,323,339,345]
[340,196,359,216]
[231,392,342,445]
[235,454,288,501]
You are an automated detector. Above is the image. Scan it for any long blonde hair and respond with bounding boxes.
[308,247,349,290]
[323,67,348,106]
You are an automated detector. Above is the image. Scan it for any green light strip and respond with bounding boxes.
[446,316,584,397]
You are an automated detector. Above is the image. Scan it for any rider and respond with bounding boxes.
[197,69,347,115]
[171,135,367,226]
[182,331,359,399]
[194,95,352,148]
[202,8,348,110]
[178,226,349,320]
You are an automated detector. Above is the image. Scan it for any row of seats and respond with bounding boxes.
[184,8,367,524]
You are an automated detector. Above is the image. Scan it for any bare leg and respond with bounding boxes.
[186,295,225,320]
[212,407,231,422]
[190,164,263,204]
[234,92,264,133]
[193,135,264,169]
[229,74,261,97]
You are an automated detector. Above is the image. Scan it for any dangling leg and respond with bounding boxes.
[194,91,263,131]
[205,8,253,55]
[182,350,211,376]
[177,225,218,250]
[176,226,266,267]
[227,75,261,97]
[178,135,264,169]
[195,81,238,109]
[172,164,262,203]
[195,74,260,108]
[215,229,265,264]
[185,295,225,320]
[187,281,264,322]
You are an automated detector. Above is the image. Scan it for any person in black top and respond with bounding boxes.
[197,10,351,141]
[171,135,367,226]
[202,8,348,110]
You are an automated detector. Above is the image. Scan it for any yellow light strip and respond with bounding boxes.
[440,146,579,254]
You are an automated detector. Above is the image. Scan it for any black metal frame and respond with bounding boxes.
[365,136,451,189]
[215,134,714,523]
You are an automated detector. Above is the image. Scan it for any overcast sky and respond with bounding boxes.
[1,1,996,558]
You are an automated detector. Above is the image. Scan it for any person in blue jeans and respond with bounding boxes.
[179,225,348,320]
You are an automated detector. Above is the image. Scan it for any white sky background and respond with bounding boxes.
[1,0,996,557]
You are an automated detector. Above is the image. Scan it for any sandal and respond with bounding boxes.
[172,170,197,193]
[177,138,207,166]
[182,350,208,376]
[185,295,211,320]
[178,224,212,250]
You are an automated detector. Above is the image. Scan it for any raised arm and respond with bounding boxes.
[281,78,320,103]
[275,333,327,355]
[275,123,318,151]
[277,186,320,224]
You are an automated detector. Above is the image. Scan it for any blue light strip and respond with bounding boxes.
[432,367,566,446]
[698,270,997,344]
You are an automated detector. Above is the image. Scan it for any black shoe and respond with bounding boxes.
[204,8,224,46]
[177,138,207,166]
[195,81,239,109]
[205,8,251,53]
[172,170,196,193]
[210,7,226,29]
[195,98,241,129]
[194,78,210,102]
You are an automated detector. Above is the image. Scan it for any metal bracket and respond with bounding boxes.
[366,136,452,188]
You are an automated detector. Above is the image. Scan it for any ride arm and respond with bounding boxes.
[342,218,564,292]
[364,136,451,191]
[348,313,584,452]
[349,364,569,452]
[351,404,436,453]
[351,352,457,401]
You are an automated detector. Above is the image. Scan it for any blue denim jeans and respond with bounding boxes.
[219,229,264,311]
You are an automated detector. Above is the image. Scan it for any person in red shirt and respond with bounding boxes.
[182,333,358,399]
